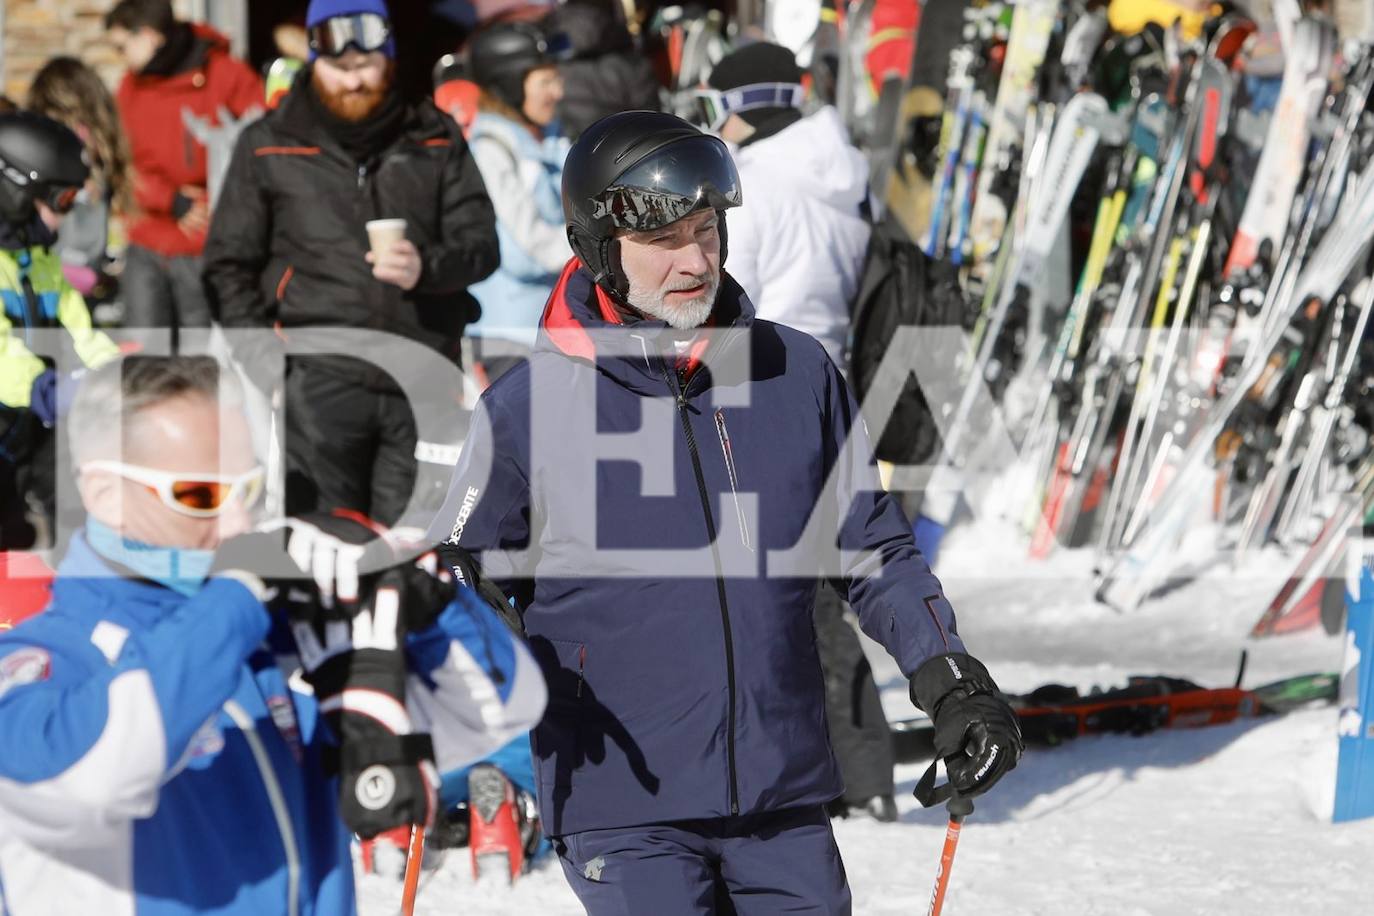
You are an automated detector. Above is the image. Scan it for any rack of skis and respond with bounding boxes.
[913,1,1374,632]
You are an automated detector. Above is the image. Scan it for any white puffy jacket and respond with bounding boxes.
[727,106,872,364]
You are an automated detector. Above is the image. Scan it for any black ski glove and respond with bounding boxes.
[293,567,443,838]
[910,652,1023,805]
[435,541,522,634]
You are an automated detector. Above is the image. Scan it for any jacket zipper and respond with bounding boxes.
[714,409,753,552]
[223,700,301,916]
[661,363,740,815]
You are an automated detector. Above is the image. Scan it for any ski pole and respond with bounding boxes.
[401,824,427,916]
[926,795,974,916]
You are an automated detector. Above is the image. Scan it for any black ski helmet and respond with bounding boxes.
[467,21,562,112]
[0,111,89,225]
[562,110,742,298]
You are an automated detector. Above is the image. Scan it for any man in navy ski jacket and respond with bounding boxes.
[0,355,545,915]
[429,111,1022,913]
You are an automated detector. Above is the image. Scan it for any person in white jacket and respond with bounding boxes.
[701,42,872,366]
[697,42,898,822]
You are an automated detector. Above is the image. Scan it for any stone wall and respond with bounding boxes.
[2,0,195,103]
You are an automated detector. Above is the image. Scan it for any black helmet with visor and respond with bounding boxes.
[562,110,741,299]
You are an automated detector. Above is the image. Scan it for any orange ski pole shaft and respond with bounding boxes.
[926,796,974,916]
[401,823,427,916]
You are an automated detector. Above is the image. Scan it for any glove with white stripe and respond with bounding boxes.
[294,567,450,838]
[210,513,394,618]
[910,652,1022,805]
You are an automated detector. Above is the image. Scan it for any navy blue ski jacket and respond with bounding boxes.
[429,261,966,836]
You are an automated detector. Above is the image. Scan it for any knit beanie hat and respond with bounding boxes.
[306,0,396,61]
[707,42,804,128]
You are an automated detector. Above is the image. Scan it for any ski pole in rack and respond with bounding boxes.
[923,46,976,259]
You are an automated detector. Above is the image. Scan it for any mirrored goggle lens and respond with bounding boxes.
[169,472,264,515]
[309,13,390,56]
[591,135,742,232]
[42,184,81,214]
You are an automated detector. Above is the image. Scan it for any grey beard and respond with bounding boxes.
[626,273,719,330]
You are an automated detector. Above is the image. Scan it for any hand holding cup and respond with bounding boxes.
[365,219,421,291]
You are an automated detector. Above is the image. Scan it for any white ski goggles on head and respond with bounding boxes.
[308,12,391,57]
[691,82,806,132]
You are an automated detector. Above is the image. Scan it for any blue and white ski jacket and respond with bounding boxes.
[428,262,966,837]
[0,533,546,916]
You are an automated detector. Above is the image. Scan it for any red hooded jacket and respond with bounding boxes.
[115,25,263,257]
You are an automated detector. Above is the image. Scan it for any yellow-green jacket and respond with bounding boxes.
[0,246,118,409]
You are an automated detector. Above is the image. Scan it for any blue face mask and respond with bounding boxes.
[86,518,216,597]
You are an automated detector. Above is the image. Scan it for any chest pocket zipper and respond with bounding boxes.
[275,265,294,303]
[714,409,754,553]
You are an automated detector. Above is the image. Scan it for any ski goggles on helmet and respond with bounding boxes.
[591,135,742,233]
[36,182,83,214]
[308,13,391,57]
[536,31,577,62]
[82,460,265,518]
[691,82,805,132]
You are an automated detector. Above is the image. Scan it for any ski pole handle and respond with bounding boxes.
[401,823,427,916]
[926,794,974,916]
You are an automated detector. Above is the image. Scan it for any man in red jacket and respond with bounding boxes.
[105,0,262,338]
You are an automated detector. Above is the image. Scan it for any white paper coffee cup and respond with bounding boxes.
[365,218,407,258]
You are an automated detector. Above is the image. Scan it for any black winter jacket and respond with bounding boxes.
[203,76,499,390]
[544,3,662,140]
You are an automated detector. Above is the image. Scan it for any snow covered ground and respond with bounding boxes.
[359,521,1373,915]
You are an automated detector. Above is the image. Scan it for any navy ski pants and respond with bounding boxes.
[552,805,851,915]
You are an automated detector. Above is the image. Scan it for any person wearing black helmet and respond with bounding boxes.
[429,109,1022,913]
[203,0,499,528]
[540,0,663,141]
[463,21,573,384]
[0,111,119,549]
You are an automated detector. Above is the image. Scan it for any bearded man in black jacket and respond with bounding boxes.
[204,0,498,526]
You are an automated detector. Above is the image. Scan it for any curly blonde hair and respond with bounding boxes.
[28,56,133,215]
